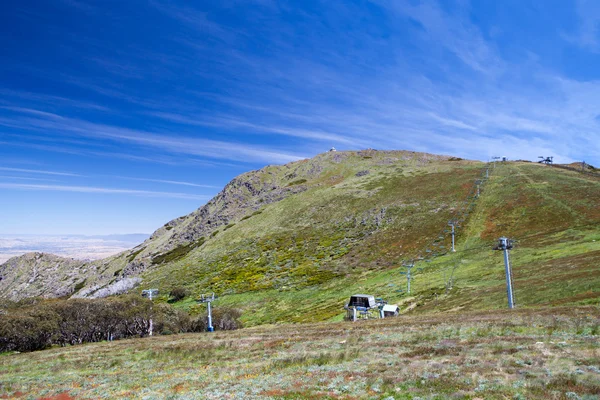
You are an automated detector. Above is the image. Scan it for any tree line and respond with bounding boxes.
[0,295,242,353]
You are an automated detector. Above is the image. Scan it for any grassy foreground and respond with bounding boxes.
[1,307,599,399]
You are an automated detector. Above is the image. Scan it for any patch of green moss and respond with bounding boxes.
[127,248,144,263]
[151,237,206,265]
[287,179,307,186]
[73,279,86,293]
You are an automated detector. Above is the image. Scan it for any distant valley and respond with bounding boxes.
[0,234,148,263]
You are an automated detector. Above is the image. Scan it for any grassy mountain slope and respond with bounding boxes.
[152,159,600,326]
[2,151,599,327]
[2,306,599,399]
[136,151,487,322]
[1,150,477,302]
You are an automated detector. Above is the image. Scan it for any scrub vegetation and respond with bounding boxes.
[0,297,242,353]
[1,307,598,399]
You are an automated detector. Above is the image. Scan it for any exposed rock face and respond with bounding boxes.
[158,172,308,247]
[0,252,88,301]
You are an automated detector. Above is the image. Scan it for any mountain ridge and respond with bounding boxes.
[0,149,457,300]
[2,149,599,326]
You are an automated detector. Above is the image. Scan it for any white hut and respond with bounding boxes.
[382,304,400,317]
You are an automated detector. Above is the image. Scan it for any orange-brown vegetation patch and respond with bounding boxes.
[37,393,75,400]
[1,392,24,399]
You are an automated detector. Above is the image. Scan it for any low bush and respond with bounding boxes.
[287,178,307,186]
[151,237,206,265]
[169,287,189,302]
[0,296,242,353]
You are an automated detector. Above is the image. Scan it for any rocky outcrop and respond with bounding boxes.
[0,252,88,301]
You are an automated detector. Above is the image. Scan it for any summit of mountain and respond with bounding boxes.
[2,150,599,325]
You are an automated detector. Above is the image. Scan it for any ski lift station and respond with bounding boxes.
[344,294,399,321]
[347,294,377,309]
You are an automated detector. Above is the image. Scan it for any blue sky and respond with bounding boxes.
[1,0,600,235]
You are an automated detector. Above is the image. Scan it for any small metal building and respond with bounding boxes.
[382,304,400,317]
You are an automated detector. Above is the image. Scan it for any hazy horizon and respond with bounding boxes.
[0,233,149,264]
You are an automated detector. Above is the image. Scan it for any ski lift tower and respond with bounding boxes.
[448,220,457,252]
[493,238,515,309]
[197,293,217,332]
[491,156,501,169]
[141,289,159,336]
[141,288,159,299]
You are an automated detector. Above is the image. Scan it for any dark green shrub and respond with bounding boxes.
[212,307,243,331]
[0,296,241,353]
[0,305,59,352]
[73,279,87,292]
[126,248,144,262]
[169,287,189,302]
[287,179,307,186]
[151,237,205,265]
[153,304,191,334]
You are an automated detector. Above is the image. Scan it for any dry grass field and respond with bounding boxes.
[2,306,599,399]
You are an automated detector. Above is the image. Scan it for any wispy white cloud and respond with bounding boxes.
[373,0,504,74]
[113,176,219,189]
[0,89,109,111]
[0,138,240,168]
[0,182,209,200]
[0,110,306,164]
[0,175,60,182]
[150,0,237,42]
[567,0,600,51]
[0,167,81,177]
[149,111,366,146]
[0,106,66,119]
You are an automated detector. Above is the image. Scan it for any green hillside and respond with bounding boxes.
[140,153,600,325]
[2,150,599,327]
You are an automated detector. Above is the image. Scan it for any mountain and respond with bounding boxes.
[1,150,599,325]
[0,252,88,300]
